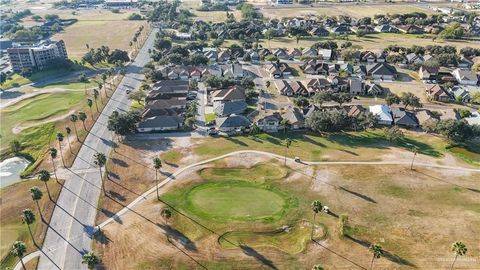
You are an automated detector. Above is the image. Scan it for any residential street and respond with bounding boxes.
[36,28,158,270]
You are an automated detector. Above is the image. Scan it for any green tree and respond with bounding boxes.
[435,119,475,143]
[87,98,94,119]
[161,207,172,225]
[400,92,422,109]
[49,147,59,182]
[78,111,88,131]
[369,243,383,270]
[70,114,80,141]
[385,93,400,106]
[128,90,146,105]
[451,242,467,270]
[280,119,290,134]
[21,209,36,245]
[11,241,27,270]
[338,213,349,237]
[10,140,22,155]
[56,133,66,167]
[153,157,162,200]
[38,170,51,200]
[311,200,322,239]
[30,186,43,218]
[94,152,107,195]
[383,126,404,143]
[312,265,324,270]
[82,252,100,269]
[294,96,310,108]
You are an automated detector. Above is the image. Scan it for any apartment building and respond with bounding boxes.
[7,40,68,72]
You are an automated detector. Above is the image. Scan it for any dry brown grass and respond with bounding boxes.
[95,158,480,269]
[0,179,63,266]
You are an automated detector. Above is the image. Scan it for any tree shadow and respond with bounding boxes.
[164,160,179,168]
[100,208,123,224]
[226,137,249,146]
[93,228,113,245]
[158,223,198,252]
[108,190,126,202]
[346,235,415,267]
[239,245,278,270]
[312,239,367,270]
[414,169,480,194]
[111,157,128,167]
[340,149,359,156]
[339,186,377,203]
[108,171,120,180]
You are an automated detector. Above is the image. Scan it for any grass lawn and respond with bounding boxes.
[204,113,216,123]
[0,66,84,90]
[0,179,63,269]
[190,9,241,23]
[161,150,182,165]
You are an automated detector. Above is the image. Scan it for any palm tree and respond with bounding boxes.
[312,265,324,270]
[30,186,43,218]
[38,170,51,200]
[161,207,172,225]
[284,138,292,166]
[101,73,108,93]
[78,111,88,131]
[153,157,162,200]
[87,98,94,119]
[65,127,73,153]
[56,132,66,167]
[82,251,100,269]
[69,114,80,141]
[21,209,36,245]
[11,241,27,270]
[369,243,383,270]
[94,152,107,195]
[93,89,100,110]
[49,147,59,182]
[311,200,322,239]
[280,119,290,133]
[451,242,467,270]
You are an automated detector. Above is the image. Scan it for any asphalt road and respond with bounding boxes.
[37,27,158,270]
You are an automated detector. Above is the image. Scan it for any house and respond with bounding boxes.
[216,114,251,132]
[218,50,232,62]
[404,53,424,65]
[310,27,330,37]
[438,109,461,121]
[249,50,261,64]
[206,64,223,77]
[369,105,393,125]
[352,25,375,34]
[256,113,283,132]
[290,80,309,96]
[419,66,439,81]
[137,115,184,132]
[347,105,366,118]
[375,24,398,33]
[450,85,471,103]
[465,111,480,126]
[273,48,290,60]
[425,84,450,102]
[366,63,397,81]
[204,50,218,62]
[452,68,478,85]
[275,80,294,96]
[264,62,292,78]
[391,107,418,128]
[416,110,438,127]
[302,48,318,57]
[282,106,305,129]
[214,100,247,117]
[364,82,383,96]
[329,25,351,34]
[210,85,246,106]
[458,57,474,69]
[223,63,244,79]
[149,80,190,96]
[398,24,424,34]
[288,48,302,59]
[319,49,333,61]
[360,51,377,63]
[146,97,188,110]
[349,78,363,95]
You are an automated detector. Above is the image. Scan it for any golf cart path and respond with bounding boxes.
[97,149,480,229]
[13,149,480,270]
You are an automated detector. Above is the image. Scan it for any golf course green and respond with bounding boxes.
[186,181,287,222]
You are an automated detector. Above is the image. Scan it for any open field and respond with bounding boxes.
[224,33,480,52]
[0,179,63,269]
[47,9,146,57]
[258,4,435,19]
[95,153,480,269]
